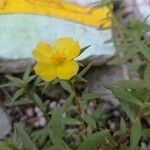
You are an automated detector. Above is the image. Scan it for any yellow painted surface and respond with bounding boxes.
[0,0,112,27]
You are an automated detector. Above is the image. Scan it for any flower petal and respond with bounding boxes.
[34,62,56,81]
[56,61,79,80]
[33,42,54,63]
[54,37,80,60]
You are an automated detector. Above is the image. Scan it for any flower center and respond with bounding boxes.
[52,52,66,64]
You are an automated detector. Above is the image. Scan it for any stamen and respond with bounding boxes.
[52,52,66,64]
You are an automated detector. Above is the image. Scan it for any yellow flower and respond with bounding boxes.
[33,37,80,81]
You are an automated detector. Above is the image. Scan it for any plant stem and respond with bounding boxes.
[112,13,130,80]
[70,80,87,130]
[116,132,129,147]
[138,91,150,119]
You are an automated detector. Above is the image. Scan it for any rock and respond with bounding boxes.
[0,58,34,73]
[0,0,115,73]
[135,0,150,24]
[0,108,11,139]
[38,117,47,127]
[123,0,150,23]
[86,65,139,107]
[26,107,34,117]
[86,66,123,106]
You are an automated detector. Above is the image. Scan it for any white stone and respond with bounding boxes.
[34,107,44,117]
[0,108,11,138]
[26,108,33,117]
[38,117,47,127]
[34,121,40,127]
[124,0,150,23]
[0,14,115,61]
[49,101,57,109]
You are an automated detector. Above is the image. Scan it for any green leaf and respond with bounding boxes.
[78,62,93,77]
[106,85,143,106]
[130,118,142,150]
[34,77,42,86]
[60,81,74,95]
[113,130,123,137]
[120,118,126,132]
[124,48,140,60]
[82,92,104,101]
[8,99,33,106]
[5,75,22,83]
[26,75,37,83]
[11,88,24,103]
[32,93,46,112]
[130,61,145,71]
[5,75,27,88]
[144,63,150,83]
[62,117,81,125]
[80,89,104,108]
[42,141,52,150]
[32,126,49,146]
[0,141,13,150]
[120,146,130,150]
[120,102,135,122]
[23,66,32,81]
[49,130,69,149]
[42,81,52,94]
[80,45,90,55]
[113,80,150,89]
[142,129,150,138]
[83,115,97,129]
[74,75,88,83]
[142,18,150,31]
[137,41,150,60]
[50,107,66,147]
[48,146,67,150]
[78,130,109,150]
[62,95,74,112]
[0,83,16,88]
[143,106,150,116]
[14,124,37,150]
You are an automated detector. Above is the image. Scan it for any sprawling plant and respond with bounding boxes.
[0,1,150,150]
